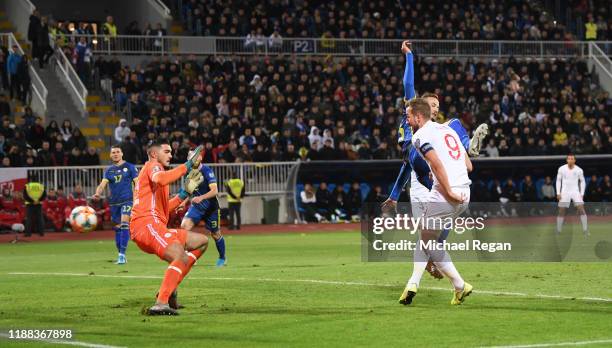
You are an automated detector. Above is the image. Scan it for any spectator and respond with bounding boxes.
[51,141,67,166]
[300,183,324,222]
[23,173,46,236]
[114,119,130,143]
[584,175,601,202]
[315,182,334,220]
[66,127,87,151]
[541,176,556,202]
[36,16,53,69]
[67,147,83,166]
[601,175,611,201]
[484,139,499,157]
[346,182,362,219]
[585,14,597,40]
[16,55,30,104]
[522,175,538,202]
[59,119,73,142]
[81,147,100,165]
[36,140,52,166]
[7,46,21,100]
[27,9,41,59]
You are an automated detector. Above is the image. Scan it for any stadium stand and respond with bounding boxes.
[169,0,581,40]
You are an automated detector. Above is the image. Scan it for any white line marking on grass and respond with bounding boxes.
[479,338,612,347]
[0,332,126,348]
[6,272,612,303]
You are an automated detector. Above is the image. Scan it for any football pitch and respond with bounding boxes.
[0,224,611,348]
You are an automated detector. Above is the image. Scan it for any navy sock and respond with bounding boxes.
[438,229,450,243]
[119,222,130,255]
[215,236,226,260]
[113,226,121,253]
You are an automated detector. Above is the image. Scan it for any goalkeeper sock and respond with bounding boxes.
[215,236,226,260]
[407,246,428,288]
[119,222,130,255]
[113,226,121,253]
[157,260,185,304]
[556,216,564,233]
[178,249,204,284]
[580,214,588,232]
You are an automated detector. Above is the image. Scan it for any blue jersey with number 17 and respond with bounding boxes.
[104,162,138,205]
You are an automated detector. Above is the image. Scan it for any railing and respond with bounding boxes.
[52,42,88,115]
[23,162,299,197]
[68,34,612,58]
[149,0,172,19]
[0,33,48,116]
[589,42,612,94]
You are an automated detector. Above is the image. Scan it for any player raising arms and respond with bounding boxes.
[131,141,208,315]
[93,146,138,264]
[400,98,473,305]
[181,152,226,267]
[556,153,588,236]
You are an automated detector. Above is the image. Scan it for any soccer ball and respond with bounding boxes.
[69,206,98,233]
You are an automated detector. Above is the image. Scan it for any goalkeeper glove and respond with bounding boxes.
[184,169,204,195]
[178,188,189,200]
[185,145,204,172]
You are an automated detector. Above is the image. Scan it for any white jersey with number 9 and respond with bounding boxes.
[412,120,471,189]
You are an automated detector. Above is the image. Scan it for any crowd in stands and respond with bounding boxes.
[100,54,611,164]
[0,112,100,167]
[171,0,609,41]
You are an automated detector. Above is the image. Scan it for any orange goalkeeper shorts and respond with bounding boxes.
[130,218,187,259]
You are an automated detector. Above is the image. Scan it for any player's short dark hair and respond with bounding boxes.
[408,98,431,119]
[567,153,575,157]
[147,140,169,150]
[110,144,122,150]
[421,92,439,100]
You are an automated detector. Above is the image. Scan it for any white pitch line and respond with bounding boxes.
[0,332,126,348]
[6,272,612,303]
[479,338,612,348]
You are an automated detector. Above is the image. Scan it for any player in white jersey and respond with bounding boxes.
[399,98,473,306]
[556,153,588,236]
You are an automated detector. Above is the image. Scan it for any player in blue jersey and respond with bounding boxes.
[93,145,139,264]
[180,151,226,267]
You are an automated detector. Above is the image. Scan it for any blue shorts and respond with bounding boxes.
[185,203,220,233]
[110,202,132,224]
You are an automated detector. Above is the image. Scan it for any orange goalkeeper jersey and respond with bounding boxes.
[132,161,187,226]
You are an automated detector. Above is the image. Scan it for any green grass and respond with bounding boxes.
[0,227,611,348]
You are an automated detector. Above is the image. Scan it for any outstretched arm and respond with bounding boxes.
[151,164,188,186]
[403,48,415,100]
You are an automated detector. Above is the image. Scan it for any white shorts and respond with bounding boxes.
[410,188,429,218]
[421,187,471,229]
[558,191,584,208]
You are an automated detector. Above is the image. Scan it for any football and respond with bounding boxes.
[69,206,98,233]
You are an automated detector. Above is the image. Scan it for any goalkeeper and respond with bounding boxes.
[130,142,210,315]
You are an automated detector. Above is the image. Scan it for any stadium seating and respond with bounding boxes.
[171,0,583,41]
[99,55,610,164]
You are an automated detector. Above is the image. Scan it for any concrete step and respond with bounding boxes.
[81,127,100,136]
[88,139,106,148]
[86,95,101,103]
[86,105,112,113]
